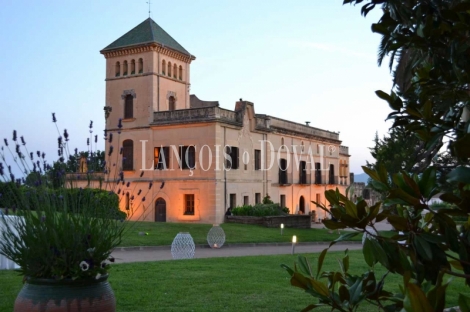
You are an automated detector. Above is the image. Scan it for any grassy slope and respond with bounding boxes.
[119,222,380,247]
[0,250,463,312]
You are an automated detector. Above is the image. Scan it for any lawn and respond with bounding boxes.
[0,250,463,311]
[119,222,385,247]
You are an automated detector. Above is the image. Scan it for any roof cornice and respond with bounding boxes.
[100,43,196,63]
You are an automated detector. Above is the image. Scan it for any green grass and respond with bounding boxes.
[120,222,389,247]
[0,250,463,311]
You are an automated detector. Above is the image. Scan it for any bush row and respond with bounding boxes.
[231,203,289,217]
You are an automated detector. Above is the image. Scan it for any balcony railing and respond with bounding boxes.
[153,106,242,125]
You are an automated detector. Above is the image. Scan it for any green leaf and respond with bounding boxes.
[298,256,313,277]
[447,166,470,184]
[459,293,470,312]
[316,248,328,279]
[414,235,433,261]
[339,285,350,302]
[370,239,389,267]
[343,254,349,274]
[403,283,435,312]
[363,238,375,267]
[323,220,346,230]
[310,279,330,297]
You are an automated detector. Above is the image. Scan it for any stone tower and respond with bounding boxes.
[100,18,195,129]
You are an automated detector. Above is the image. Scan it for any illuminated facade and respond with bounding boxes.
[99,18,350,224]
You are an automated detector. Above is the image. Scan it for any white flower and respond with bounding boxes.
[79,261,90,271]
[95,273,102,280]
[87,248,95,255]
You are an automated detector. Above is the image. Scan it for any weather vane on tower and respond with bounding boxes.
[147,0,152,18]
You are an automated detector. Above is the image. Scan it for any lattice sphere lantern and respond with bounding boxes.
[207,224,225,249]
[171,232,195,259]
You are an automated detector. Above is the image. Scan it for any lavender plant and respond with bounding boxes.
[0,114,156,281]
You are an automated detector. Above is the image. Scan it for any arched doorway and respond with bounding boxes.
[299,196,305,214]
[155,198,166,222]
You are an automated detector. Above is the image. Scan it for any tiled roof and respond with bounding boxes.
[101,18,191,55]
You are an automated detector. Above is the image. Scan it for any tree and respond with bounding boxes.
[283,1,470,311]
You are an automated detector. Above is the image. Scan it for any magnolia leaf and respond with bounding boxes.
[316,248,328,279]
[403,283,435,312]
[447,166,470,184]
[363,238,375,267]
[414,235,433,261]
[459,293,470,312]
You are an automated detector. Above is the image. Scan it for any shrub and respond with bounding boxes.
[231,203,287,217]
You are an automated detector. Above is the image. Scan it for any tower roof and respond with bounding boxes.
[101,18,191,56]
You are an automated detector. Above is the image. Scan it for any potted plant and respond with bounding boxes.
[0,115,152,311]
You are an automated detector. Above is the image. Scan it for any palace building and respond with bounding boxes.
[98,18,350,224]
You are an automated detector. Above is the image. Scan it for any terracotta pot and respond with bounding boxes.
[14,274,115,312]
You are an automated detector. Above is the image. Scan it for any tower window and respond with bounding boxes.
[124,94,133,119]
[162,60,166,75]
[122,140,134,171]
[179,65,183,80]
[138,58,143,73]
[115,62,120,77]
[123,60,128,76]
[173,64,177,79]
[168,62,172,77]
[131,59,135,75]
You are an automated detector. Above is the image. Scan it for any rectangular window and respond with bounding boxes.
[229,194,236,208]
[244,196,249,206]
[154,147,170,170]
[184,194,195,215]
[315,162,322,184]
[254,149,261,170]
[299,161,307,184]
[255,193,261,204]
[225,146,239,169]
[279,158,288,184]
[179,146,196,169]
[280,195,286,208]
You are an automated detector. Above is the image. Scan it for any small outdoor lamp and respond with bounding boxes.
[292,235,297,255]
[280,223,284,235]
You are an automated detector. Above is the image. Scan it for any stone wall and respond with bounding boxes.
[225,215,311,229]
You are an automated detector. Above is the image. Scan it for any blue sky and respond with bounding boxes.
[0,0,393,175]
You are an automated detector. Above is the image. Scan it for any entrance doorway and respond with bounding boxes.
[299,196,305,214]
[155,198,166,222]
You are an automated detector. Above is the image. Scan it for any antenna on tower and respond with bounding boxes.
[147,0,151,18]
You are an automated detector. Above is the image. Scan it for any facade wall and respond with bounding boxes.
[99,30,350,225]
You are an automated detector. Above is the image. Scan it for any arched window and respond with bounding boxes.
[281,137,284,148]
[168,62,172,77]
[138,58,143,73]
[122,140,134,171]
[179,65,183,80]
[123,60,128,76]
[124,94,133,119]
[131,59,135,75]
[115,62,121,77]
[162,60,166,75]
[169,96,175,111]
[173,64,177,79]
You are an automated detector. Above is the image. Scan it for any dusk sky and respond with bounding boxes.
[0,1,393,175]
